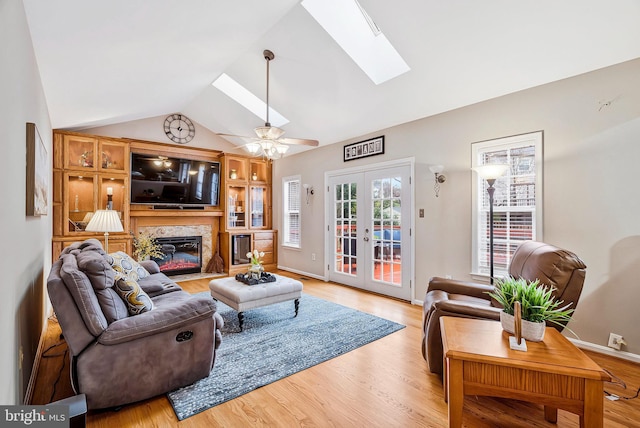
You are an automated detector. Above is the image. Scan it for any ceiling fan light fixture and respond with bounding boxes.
[217,49,319,158]
[255,126,285,140]
[261,140,275,152]
[245,142,261,154]
[275,144,290,154]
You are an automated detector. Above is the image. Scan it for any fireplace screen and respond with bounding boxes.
[152,236,202,275]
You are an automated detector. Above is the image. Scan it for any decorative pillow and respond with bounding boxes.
[114,273,154,315]
[107,251,150,282]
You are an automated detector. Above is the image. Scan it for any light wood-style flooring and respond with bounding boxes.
[31,271,640,427]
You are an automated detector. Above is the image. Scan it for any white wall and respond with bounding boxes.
[273,57,640,355]
[82,114,239,153]
[0,0,53,404]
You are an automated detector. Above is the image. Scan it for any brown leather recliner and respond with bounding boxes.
[421,240,586,376]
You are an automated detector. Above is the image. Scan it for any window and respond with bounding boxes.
[471,131,543,279]
[283,176,301,248]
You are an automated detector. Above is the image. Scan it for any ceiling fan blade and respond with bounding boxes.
[280,137,319,147]
[217,132,256,140]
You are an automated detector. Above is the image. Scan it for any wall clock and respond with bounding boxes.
[163,114,195,144]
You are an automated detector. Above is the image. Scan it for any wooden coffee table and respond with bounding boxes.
[440,317,610,427]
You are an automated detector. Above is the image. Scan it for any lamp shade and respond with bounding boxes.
[85,210,124,233]
[473,164,509,180]
[245,142,261,154]
[429,164,444,174]
[275,143,289,154]
[81,212,94,223]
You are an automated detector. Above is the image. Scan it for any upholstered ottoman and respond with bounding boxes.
[209,273,303,331]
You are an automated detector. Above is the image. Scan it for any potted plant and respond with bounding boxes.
[487,277,575,342]
[133,232,164,262]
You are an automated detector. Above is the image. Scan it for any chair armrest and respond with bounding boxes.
[434,299,501,320]
[98,295,216,345]
[139,260,161,274]
[428,276,494,301]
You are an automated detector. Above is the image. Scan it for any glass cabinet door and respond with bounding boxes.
[227,185,247,228]
[65,172,97,234]
[64,135,97,170]
[99,176,127,229]
[99,140,128,173]
[250,185,268,228]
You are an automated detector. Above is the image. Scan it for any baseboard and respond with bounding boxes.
[276,265,326,282]
[569,338,640,364]
[24,311,50,404]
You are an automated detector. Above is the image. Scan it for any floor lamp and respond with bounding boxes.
[85,209,123,252]
[473,164,508,284]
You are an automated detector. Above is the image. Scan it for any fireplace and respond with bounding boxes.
[152,236,202,276]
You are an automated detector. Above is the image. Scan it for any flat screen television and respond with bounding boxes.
[130,153,220,207]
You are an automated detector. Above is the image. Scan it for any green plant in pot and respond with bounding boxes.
[133,232,164,262]
[487,277,575,342]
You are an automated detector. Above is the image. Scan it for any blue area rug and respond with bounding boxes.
[166,292,405,420]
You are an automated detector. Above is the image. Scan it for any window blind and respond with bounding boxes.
[472,132,543,278]
[283,177,301,247]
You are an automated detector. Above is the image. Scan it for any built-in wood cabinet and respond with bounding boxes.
[219,154,275,274]
[220,230,277,276]
[52,133,276,275]
[220,154,272,232]
[53,132,131,259]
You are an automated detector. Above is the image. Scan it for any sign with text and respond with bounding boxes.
[1,406,68,427]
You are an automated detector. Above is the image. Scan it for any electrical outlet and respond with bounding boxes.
[608,333,624,350]
[311,253,316,261]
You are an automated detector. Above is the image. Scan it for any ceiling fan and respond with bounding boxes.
[137,155,173,167]
[217,49,319,159]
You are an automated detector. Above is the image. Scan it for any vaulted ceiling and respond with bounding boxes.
[23,1,640,154]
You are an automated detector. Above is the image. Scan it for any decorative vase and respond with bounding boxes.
[248,263,263,279]
[500,311,546,342]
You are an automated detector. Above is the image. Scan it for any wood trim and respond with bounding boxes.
[128,139,222,161]
[24,312,50,405]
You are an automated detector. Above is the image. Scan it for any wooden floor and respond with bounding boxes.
[31,271,640,427]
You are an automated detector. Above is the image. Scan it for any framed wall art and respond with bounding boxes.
[26,122,48,216]
[344,135,384,162]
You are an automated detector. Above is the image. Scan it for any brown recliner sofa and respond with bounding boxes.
[47,239,223,409]
[422,240,586,376]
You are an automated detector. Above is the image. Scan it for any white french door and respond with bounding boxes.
[326,163,412,300]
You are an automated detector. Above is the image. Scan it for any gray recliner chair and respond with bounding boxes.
[422,240,586,376]
[47,239,223,409]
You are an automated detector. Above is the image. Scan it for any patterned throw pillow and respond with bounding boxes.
[107,251,150,282]
[114,273,154,315]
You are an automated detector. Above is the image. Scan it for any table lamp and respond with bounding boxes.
[85,209,123,252]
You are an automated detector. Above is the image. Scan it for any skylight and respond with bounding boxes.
[301,0,410,85]
[211,73,288,127]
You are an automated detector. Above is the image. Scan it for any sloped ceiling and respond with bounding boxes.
[23,0,640,154]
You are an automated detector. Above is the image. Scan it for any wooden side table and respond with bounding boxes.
[440,317,610,427]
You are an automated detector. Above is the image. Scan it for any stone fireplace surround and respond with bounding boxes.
[130,211,222,275]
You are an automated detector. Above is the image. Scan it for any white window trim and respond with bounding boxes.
[471,131,543,280]
[282,175,302,249]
